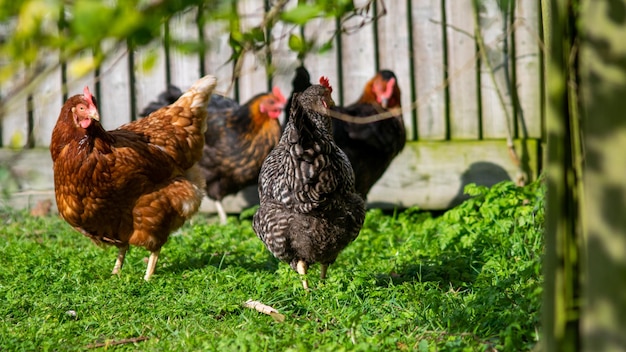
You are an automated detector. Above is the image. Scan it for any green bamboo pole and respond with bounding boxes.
[579,1,626,350]
[543,0,581,350]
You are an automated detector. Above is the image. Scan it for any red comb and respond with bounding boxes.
[319,76,332,93]
[83,86,94,105]
[272,86,287,104]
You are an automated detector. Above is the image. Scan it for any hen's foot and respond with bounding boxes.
[144,249,161,281]
[296,260,309,290]
[215,200,227,225]
[112,245,129,275]
[320,264,328,280]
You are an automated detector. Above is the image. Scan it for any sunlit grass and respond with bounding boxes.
[0,180,544,351]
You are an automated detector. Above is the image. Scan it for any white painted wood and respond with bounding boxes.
[376,0,415,140]
[169,9,202,89]
[339,0,377,106]
[478,0,514,139]
[98,42,132,130]
[514,0,542,139]
[303,18,340,104]
[267,0,299,122]
[366,139,538,209]
[1,140,540,212]
[31,56,64,147]
[446,0,480,139]
[133,41,167,117]
[0,0,545,149]
[412,0,447,140]
[201,20,235,97]
[236,0,269,103]
[1,69,29,148]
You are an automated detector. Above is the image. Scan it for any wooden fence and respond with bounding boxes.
[0,0,544,212]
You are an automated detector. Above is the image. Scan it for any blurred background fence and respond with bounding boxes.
[0,0,543,212]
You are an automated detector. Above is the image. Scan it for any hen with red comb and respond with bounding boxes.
[253,82,365,290]
[319,76,332,93]
[332,69,405,199]
[50,75,217,281]
[140,85,286,224]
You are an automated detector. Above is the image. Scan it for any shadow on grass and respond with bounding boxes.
[374,253,482,289]
[163,249,279,275]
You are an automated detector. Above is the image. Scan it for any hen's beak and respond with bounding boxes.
[88,106,100,122]
[380,98,389,109]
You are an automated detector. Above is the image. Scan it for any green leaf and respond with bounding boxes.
[71,1,115,46]
[243,27,265,46]
[68,55,97,78]
[288,33,304,52]
[280,3,322,25]
[318,39,333,54]
[139,50,158,72]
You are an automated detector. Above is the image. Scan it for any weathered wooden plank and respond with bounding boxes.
[201,20,234,97]
[478,0,515,139]
[169,9,202,89]
[0,148,55,192]
[339,0,377,106]
[267,0,299,122]
[412,0,447,140]
[98,42,133,129]
[0,69,29,148]
[0,0,545,152]
[133,41,168,117]
[366,139,540,209]
[376,0,415,140]
[514,0,542,139]
[446,0,480,139]
[31,61,63,147]
[1,139,540,212]
[303,18,340,104]
[236,0,269,103]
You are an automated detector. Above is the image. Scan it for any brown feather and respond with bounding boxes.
[50,75,217,278]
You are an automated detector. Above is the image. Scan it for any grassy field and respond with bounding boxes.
[0,180,544,351]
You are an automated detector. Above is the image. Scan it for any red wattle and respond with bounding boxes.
[80,118,92,129]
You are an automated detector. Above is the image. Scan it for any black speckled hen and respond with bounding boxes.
[252,77,366,290]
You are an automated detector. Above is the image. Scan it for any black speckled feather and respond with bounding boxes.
[253,84,366,273]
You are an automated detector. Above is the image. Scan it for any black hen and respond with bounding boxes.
[285,65,313,118]
[333,70,406,199]
[253,78,366,290]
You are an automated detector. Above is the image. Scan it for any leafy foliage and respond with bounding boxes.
[0,0,366,101]
[0,179,544,351]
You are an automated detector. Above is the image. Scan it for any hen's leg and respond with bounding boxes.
[296,260,309,290]
[320,264,329,280]
[144,249,161,281]
[215,200,227,224]
[112,245,129,275]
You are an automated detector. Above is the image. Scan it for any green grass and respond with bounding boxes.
[0,180,544,351]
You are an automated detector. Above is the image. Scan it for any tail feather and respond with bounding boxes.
[120,75,217,170]
[176,75,218,109]
[172,75,217,134]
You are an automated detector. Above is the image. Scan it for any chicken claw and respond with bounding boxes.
[112,245,128,275]
[296,260,309,290]
[320,264,328,280]
[144,249,161,281]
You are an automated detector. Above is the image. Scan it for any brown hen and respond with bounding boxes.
[141,87,286,224]
[50,75,217,280]
[252,78,366,290]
